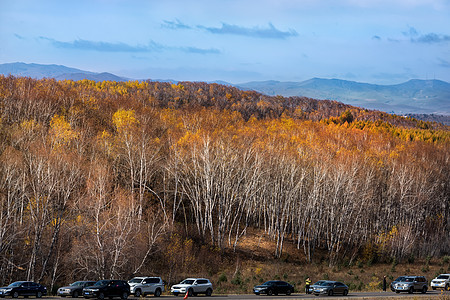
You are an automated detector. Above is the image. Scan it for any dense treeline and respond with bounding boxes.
[0,76,449,288]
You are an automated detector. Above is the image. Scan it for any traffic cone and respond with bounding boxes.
[183,290,188,299]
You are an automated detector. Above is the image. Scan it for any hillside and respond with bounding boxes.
[0,76,448,290]
[0,62,128,82]
[238,78,450,116]
[1,63,450,122]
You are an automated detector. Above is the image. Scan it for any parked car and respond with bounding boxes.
[170,278,212,297]
[431,274,450,291]
[127,277,164,297]
[58,281,96,298]
[83,280,130,300]
[253,280,294,296]
[392,276,427,294]
[0,281,47,298]
[312,281,348,296]
[390,276,406,292]
[308,280,327,294]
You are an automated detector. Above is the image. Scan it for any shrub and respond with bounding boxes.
[218,273,227,283]
[231,272,242,285]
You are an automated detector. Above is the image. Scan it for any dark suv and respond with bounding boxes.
[83,280,130,300]
[0,281,47,298]
[58,281,96,298]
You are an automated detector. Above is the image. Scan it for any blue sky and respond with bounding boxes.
[1,0,449,84]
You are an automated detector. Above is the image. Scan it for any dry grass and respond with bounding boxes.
[205,229,450,295]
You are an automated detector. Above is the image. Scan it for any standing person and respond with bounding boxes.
[305,277,312,294]
[383,275,387,292]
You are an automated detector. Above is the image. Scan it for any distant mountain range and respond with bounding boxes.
[1,62,449,116]
[0,62,128,82]
[237,78,450,116]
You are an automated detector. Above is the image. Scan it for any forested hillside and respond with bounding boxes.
[0,76,449,289]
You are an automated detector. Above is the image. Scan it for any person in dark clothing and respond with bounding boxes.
[383,275,387,292]
[305,277,312,294]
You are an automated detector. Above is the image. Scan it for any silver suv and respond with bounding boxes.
[170,278,212,297]
[431,274,450,291]
[128,277,164,297]
[392,276,428,294]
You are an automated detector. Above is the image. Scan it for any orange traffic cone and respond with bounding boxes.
[183,290,189,299]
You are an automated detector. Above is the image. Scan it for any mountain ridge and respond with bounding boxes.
[1,62,449,116]
[237,78,450,116]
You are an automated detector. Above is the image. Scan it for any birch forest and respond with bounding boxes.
[0,76,448,287]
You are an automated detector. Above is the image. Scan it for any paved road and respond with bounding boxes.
[160,290,446,299]
[43,290,449,299]
[201,290,446,298]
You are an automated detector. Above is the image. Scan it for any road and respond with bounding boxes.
[43,290,449,300]
[170,290,446,299]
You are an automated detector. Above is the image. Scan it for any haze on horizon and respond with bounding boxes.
[1,0,449,85]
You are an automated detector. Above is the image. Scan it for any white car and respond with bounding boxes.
[128,277,164,297]
[170,278,212,297]
[431,274,450,291]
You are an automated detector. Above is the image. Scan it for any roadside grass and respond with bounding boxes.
[184,230,450,295]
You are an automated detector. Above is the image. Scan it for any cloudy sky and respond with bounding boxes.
[1,0,449,84]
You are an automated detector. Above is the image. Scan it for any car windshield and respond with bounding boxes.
[322,282,334,286]
[261,281,276,286]
[180,280,195,285]
[70,282,84,286]
[94,280,110,286]
[395,277,405,281]
[128,278,143,284]
[8,282,24,287]
[404,278,414,282]
[313,281,326,286]
[437,275,449,279]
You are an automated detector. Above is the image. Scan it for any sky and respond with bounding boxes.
[1,0,450,84]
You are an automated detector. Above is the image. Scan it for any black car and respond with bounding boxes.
[83,280,130,300]
[312,281,348,296]
[58,281,96,298]
[253,280,294,296]
[0,281,47,298]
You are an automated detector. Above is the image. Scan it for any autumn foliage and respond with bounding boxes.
[0,75,448,288]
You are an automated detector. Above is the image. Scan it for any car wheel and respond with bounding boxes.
[73,291,79,298]
[12,292,19,298]
[121,292,128,300]
[286,289,291,295]
[328,289,333,296]
[205,289,212,297]
[421,286,427,294]
[37,291,43,298]
[98,292,105,300]
[267,289,273,296]
[343,289,348,296]
[135,290,141,298]
[446,284,449,291]
[395,291,400,294]
[408,287,414,294]
[173,293,179,297]
[187,289,193,297]
[432,287,436,290]
[154,289,161,297]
